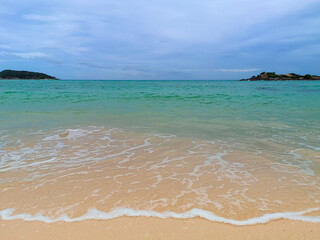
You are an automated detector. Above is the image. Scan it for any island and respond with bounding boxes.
[241,72,320,81]
[0,69,58,80]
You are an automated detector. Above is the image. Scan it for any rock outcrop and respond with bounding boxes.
[241,72,320,81]
[0,70,58,80]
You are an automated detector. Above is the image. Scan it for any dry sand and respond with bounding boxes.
[1,218,319,240]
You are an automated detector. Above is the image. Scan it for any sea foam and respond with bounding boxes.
[1,207,319,225]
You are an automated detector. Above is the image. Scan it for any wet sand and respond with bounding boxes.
[1,218,320,240]
[1,128,320,220]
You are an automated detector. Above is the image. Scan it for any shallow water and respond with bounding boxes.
[0,80,319,224]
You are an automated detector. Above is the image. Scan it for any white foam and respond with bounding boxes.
[0,207,319,225]
[288,149,315,176]
[0,157,56,172]
[300,143,320,151]
[43,129,91,141]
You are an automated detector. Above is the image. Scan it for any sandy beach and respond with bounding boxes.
[1,218,320,240]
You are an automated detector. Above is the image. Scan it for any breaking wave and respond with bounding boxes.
[1,207,320,225]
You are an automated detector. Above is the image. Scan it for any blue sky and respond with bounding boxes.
[0,0,319,80]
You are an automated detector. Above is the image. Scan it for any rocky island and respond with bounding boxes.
[0,69,58,80]
[241,72,320,81]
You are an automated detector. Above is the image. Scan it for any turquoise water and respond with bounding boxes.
[1,80,319,150]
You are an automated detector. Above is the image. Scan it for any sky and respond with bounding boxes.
[0,0,319,80]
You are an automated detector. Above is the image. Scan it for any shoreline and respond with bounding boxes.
[1,217,320,240]
[1,207,320,225]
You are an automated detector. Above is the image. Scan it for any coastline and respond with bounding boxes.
[1,80,319,239]
[1,218,320,240]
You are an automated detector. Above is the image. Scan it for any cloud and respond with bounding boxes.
[0,0,319,79]
[23,14,57,22]
[13,52,48,59]
[217,69,261,73]
[0,51,47,59]
[0,51,62,65]
[78,61,114,70]
[0,44,11,49]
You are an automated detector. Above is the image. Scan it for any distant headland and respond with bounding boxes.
[0,70,58,80]
[241,72,320,81]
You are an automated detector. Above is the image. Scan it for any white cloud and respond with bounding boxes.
[217,69,260,73]
[23,14,59,22]
[12,52,48,59]
[0,51,62,65]
[0,51,47,58]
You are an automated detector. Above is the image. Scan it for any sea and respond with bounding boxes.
[0,80,320,225]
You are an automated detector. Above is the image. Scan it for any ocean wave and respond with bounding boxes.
[1,207,319,225]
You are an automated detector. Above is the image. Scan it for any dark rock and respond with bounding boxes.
[0,69,58,80]
[240,72,320,81]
